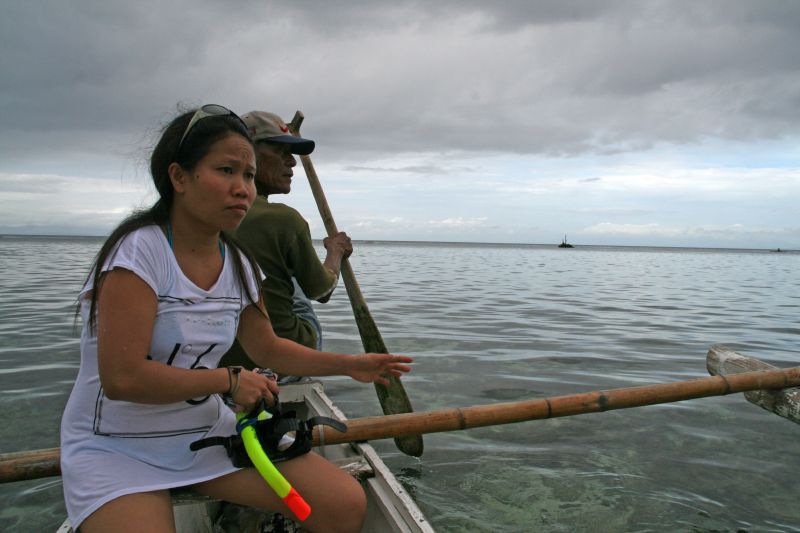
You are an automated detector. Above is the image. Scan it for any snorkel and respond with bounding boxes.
[236,402,311,521]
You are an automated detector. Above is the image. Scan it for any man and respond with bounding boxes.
[220,111,352,371]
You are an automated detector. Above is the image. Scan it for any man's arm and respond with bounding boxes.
[317,231,352,303]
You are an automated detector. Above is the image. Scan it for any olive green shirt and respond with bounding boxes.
[220,196,336,367]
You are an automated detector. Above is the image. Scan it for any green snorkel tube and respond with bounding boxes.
[236,401,311,522]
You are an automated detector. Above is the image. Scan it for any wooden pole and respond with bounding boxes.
[3,366,798,484]
[0,447,60,484]
[287,111,423,457]
[308,365,800,446]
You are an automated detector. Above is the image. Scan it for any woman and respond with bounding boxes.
[60,105,412,533]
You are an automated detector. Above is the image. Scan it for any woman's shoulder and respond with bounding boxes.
[116,224,167,253]
[223,243,264,302]
[130,224,166,241]
[108,224,171,277]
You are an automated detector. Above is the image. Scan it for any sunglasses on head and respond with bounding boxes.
[177,104,248,151]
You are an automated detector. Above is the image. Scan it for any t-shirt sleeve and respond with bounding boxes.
[80,227,170,299]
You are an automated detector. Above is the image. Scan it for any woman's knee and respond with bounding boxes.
[310,477,366,533]
[295,458,366,532]
[336,476,367,525]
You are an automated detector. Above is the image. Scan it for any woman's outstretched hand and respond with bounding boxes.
[347,353,413,385]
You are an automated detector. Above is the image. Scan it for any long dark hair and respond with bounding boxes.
[81,108,263,333]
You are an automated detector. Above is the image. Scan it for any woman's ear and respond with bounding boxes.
[168,162,187,193]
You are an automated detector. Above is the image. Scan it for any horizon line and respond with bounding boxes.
[0,233,794,253]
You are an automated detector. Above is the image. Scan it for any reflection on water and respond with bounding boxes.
[1,237,799,531]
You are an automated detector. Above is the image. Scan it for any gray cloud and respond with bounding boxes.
[2,1,799,247]
[2,0,799,168]
[343,164,451,175]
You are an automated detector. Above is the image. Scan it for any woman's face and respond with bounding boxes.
[171,132,257,232]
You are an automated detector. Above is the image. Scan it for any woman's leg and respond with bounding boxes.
[79,490,175,533]
[193,452,366,533]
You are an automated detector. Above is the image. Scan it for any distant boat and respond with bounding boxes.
[558,235,574,248]
[770,248,783,253]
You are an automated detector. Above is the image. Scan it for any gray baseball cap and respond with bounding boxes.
[241,111,315,155]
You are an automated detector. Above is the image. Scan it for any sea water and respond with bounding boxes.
[0,235,798,532]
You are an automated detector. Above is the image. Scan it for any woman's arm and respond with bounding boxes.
[96,268,275,406]
[236,299,413,383]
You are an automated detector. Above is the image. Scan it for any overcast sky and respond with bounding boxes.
[2,1,799,248]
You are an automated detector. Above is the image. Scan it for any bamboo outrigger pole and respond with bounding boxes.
[2,365,798,484]
[287,111,423,457]
[309,363,800,446]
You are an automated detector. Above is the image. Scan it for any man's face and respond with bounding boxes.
[254,142,296,195]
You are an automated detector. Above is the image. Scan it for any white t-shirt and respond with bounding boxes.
[60,225,262,528]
